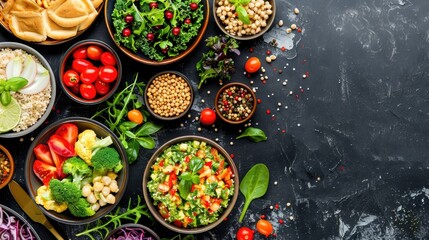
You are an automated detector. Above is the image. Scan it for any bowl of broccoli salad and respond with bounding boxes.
[143,135,239,234]
[25,117,128,224]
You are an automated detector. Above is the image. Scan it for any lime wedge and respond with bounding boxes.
[0,97,21,133]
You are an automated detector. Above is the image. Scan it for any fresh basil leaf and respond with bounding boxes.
[120,121,138,130]
[136,136,155,149]
[179,172,192,180]
[179,179,192,199]
[126,140,140,164]
[124,130,136,138]
[235,5,250,24]
[236,127,267,142]
[238,0,251,5]
[191,175,200,184]
[1,91,11,106]
[135,122,162,136]
[189,157,203,173]
[6,77,28,91]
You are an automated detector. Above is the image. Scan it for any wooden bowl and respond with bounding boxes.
[0,144,14,189]
[213,0,276,40]
[104,0,210,65]
[215,82,257,124]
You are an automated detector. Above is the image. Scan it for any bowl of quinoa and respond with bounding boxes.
[0,42,55,138]
[213,0,276,40]
[144,71,194,121]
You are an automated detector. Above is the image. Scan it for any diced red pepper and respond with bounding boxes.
[159,159,165,167]
[168,172,177,189]
[173,220,182,227]
[184,156,190,163]
[158,203,170,219]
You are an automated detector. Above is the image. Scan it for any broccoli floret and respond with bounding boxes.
[62,157,92,187]
[68,198,95,217]
[91,147,123,176]
[75,129,113,165]
[49,179,81,204]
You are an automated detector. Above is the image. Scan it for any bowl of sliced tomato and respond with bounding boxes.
[25,117,129,224]
[59,39,122,105]
[142,135,239,234]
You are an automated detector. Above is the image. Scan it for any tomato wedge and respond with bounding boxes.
[47,134,75,157]
[55,123,78,146]
[33,144,54,165]
[49,146,67,179]
[33,160,58,186]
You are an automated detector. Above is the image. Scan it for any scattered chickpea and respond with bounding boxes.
[286,28,292,33]
[278,20,283,27]
[270,55,277,61]
[265,56,272,63]
[291,24,297,30]
[147,73,191,117]
[294,8,300,14]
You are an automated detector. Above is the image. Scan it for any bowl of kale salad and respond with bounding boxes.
[105,0,209,65]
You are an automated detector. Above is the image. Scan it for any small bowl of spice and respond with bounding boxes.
[215,82,257,124]
[144,71,194,121]
[0,144,14,189]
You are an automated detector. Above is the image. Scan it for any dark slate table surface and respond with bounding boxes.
[1,0,429,239]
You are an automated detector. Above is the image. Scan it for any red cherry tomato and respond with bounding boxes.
[256,219,273,237]
[149,2,158,9]
[87,45,103,61]
[200,108,216,125]
[172,27,181,36]
[70,83,80,95]
[71,59,92,73]
[190,2,198,10]
[62,70,79,87]
[100,52,117,66]
[122,28,131,37]
[94,80,111,96]
[99,66,118,83]
[80,66,99,84]
[79,83,97,100]
[147,33,155,41]
[236,227,254,240]
[72,47,87,59]
[124,14,134,23]
[244,57,261,73]
[184,18,191,24]
[164,10,173,20]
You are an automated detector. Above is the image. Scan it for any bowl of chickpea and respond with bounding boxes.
[213,0,276,40]
[144,71,194,121]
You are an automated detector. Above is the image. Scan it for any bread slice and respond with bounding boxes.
[8,10,47,42]
[47,0,89,28]
[43,11,78,40]
[2,0,42,22]
[76,0,98,30]
[90,0,103,9]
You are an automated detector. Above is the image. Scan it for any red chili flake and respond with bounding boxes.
[305,71,310,77]
[301,59,308,64]
[273,67,277,72]
[262,80,266,84]
[300,88,304,93]
[266,50,271,55]
[223,217,228,221]
[339,165,345,171]
[297,28,302,33]
[260,215,266,219]
[281,129,286,133]
[271,116,276,120]
[273,233,277,237]
[275,203,279,210]
[52,106,56,110]
[266,109,271,115]
[246,73,251,78]
[230,153,235,159]
[249,47,254,52]
[257,99,262,104]
[281,46,286,51]
[278,219,284,224]
[295,94,300,100]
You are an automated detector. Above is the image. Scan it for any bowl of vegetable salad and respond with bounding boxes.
[105,0,210,65]
[24,117,129,225]
[143,135,239,234]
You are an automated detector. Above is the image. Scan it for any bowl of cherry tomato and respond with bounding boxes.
[59,39,122,105]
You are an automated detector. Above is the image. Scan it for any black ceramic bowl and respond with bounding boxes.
[25,117,128,225]
[142,135,239,234]
[104,223,160,240]
[144,71,194,121]
[59,39,122,105]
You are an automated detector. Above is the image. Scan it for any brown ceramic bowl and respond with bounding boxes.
[0,144,14,189]
[215,82,257,124]
[104,223,160,240]
[104,0,209,65]
[142,135,239,234]
[213,0,276,40]
[59,39,122,105]
[25,117,129,225]
[144,71,194,121]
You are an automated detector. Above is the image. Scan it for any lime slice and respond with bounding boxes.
[0,97,21,133]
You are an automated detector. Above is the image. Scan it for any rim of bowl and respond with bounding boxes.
[59,39,122,105]
[0,204,41,240]
[24,116,129,225]
[0,42,56,138]
[142,135,239,234]
[0,144,14,189]
[144,71,194,121]
[104,223,161,240]
[104,0,210,65]
[215,82,257,124]
[212,0,277,40]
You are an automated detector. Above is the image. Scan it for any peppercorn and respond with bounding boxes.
[0,151,11,184]
[217,85,254,121]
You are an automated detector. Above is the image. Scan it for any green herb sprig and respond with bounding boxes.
[196,35,240,89]
[229,0,251,24]
[239,163,269,222]
[236,127,267,142]
[75,196,153,240]
[92,73,162,164]
[0,77,28,106]
[178,157,204,199]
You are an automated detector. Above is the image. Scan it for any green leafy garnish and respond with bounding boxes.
[196,35,240,89]
[178,157,203,199]
[239,163,269,222]
[75,196,152,240]
[0,77,28,106]
[92,73,162,164]
[228,0,251,24]
[236,127,268,142]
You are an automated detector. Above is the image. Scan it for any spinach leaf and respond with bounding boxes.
[236,127,267,142]
[239,163,269,222]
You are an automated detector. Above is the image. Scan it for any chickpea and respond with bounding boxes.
[110,180,119,193]
[105,194,116,204]
[91,203,100,212]
[93,182,103,192]
[87,193,97,204]
[101,176,111,185]
[102,186,111,196]
[82,185,92,197]
[99,198,107,207]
